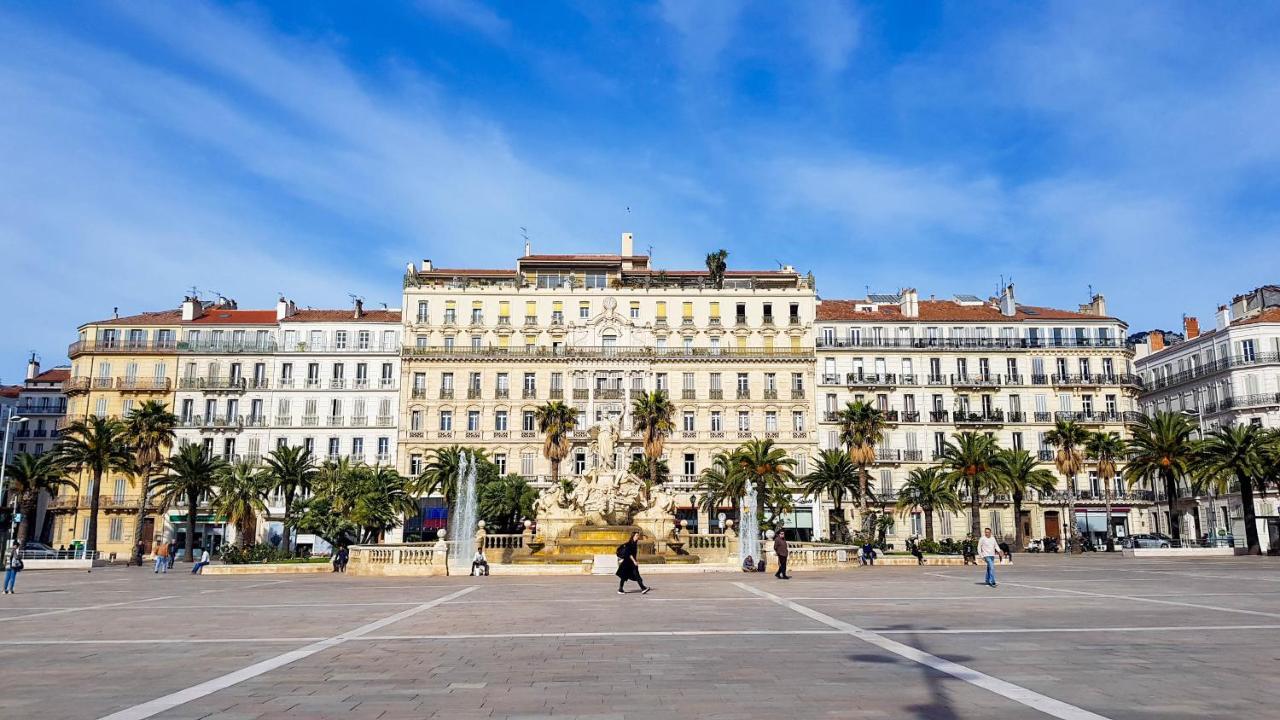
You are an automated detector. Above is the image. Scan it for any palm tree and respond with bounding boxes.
[54,415,132,557]
[152,444,226,561]
[123,400,177,562]
[534,401,577,484]
[732,439,796,528]
[631,390,675,487]
[993,449,1058,552]
[628,455,671,499]
[478,473,538,533]
[893,467,961,542]
[705,249,729,289]
[262,445,317,554]
[1085,431,1127,551]
[1123,412,1198,542]
[416,445,488,507]
[836,400,886,532]
[802,449,862,542]
[1044,418,1089,551]
[694,451,746,515]
[4,452,77,546]
[937,432,1001,540]
[212,461,270,548]
[350,465,419,543]
[1195,425,1269,554]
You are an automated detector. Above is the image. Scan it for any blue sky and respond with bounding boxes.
[2,1,1279,381]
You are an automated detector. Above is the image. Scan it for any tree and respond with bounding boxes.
[631,390,675,488]
[1085,431,1127,551]
[1044,418,1089,551]
[732,439,797,529]
[628,455,670,499]
[1123,412,1198,542]
[4,452,77,546]
[694,451,745,515]
[151,444,226,561]
[835,400,886,531]
[123,400,178,563]
[893,467,961,542]
[802,449,862,542]
[54,415,131,557]
[212,461,270,548]
[534,401,576,484]
[937,432,1001,540]
[349,465,419,542]
[262,445,317,554]
[1195,424,1269,554]
[705,249,729,289]
[478,473,537,533]
[305,463,418,544]
[416,445,490,507]
[993,449,1057,552]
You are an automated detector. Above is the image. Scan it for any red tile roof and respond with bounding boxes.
[0,386,20,399]
[30,369,71,384]
[816,299,1111,323]
[1234,307,1280,326]
[419,269,518,277]
[185,310,278,325]
[81,309,182,327]
[623,269,796,277]
[281,309,402,323]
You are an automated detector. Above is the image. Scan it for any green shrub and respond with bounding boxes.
[219,543,293,565]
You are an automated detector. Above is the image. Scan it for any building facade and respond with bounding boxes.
[1134,284,1280,546]
[9,358,70,545]
[398,234,818,538]
[815,285,1149,548]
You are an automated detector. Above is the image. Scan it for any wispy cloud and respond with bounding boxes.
[793,0,859,75]
[417,0,510,41]
[657,0,744,81]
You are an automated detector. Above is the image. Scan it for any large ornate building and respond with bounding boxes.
[815,285,1148,546]
[1134,284,1280,546]
[398,234,818,537]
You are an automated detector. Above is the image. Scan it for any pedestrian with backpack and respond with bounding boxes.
[615,531,650,594]
[3,546,23,594]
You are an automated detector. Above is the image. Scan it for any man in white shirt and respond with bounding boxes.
[978,528,1004,587]
[191,549,211,575]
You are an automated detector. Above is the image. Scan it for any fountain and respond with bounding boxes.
[740,480,760,566]
[448,451,479,563]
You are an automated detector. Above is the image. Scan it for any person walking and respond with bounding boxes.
[979,527,1004,587]
[3,546,23,594]
[773,526,791,580]
[154,540,170,573]
[131,540,145,567]
[166,541,176,570]
[615,531,650,594]
[191,549,211,575]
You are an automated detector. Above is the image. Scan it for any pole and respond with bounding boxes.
[0,409,19,563]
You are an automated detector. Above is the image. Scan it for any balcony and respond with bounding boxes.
[901,410,921,422]
[302,415,320,427]
[954,410,1005,425]
[177,340,276,355]
[495,388,510,399]
[736,389,751,399]
[470,314,485,326]
[814,337,1126,351]
[63,377,91,394]
[951,374,1001,388]
[15,402,67,415]
[596,388,624,400]
[379,378,397,389]
[401,345,815,361]
[497,316,510,325]
[1216,393,1280,412]
[735,314,748,325]
[549,388,563,399]
[709,389,724,400]
[1008,411,1027,422]
[572,388,588,400]
[1005,374,1025,386]
[68,339,178,357]
[928,410,950,422]
[1145,351,1280,391]
[875,448,902,463]
[410,388,427,399]
[439,389,454,399]
[903,449,924,462]
[326,416,345,427]
[116,377,172,392]
[524,315,538,326]
[790,388,805,400]
[330,379,346,390]
[843,373,899,388]
[244,415,268,428]
[527,388,542,399]
[1034,411,1053,423]
[467,387,482,399]
[1037,449,1054,461]
[789,315,801,325]
[274,415,292,427]
[180,377,248,392]
[682,389,697,400]
[763,389,778,400]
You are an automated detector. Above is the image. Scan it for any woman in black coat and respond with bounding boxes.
[616,531,651,594]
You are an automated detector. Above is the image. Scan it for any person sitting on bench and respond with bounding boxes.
[471,550,490,576]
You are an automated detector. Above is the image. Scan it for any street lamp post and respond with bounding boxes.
[0,409,31,563]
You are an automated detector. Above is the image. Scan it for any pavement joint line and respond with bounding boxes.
[873,624,1280,635]
[94,585,477,720]
[198,579,290,594]
[360,629,845,640]
[1003,582,1280,620]
[0,595,179,624]
[1111,568,1280,583]
[0,637,330,645]
[736,582,1113,720]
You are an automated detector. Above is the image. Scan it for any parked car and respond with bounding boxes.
[1121,534,1171,549]
[21,541,59,559]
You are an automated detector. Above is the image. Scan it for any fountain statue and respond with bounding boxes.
[448,451,479,563]
[740,480,760,566]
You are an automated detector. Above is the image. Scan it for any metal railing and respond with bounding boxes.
[815,337,1125,350]
[69,340,177,356]
[115,377,172,391]
[1144,352,1280,391]
[402,345,814,360]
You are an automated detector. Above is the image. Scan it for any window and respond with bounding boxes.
[495,410,508,431]
[765,373,777,391]
[352,437,364,458]
[683,411,695,432]
[573,449,587,475]
[417,300,429,322]
[467,410,480,431]
[334,331,348,350]
[791,372,803,391]
[738,411,750,431]
[579,301,590,319]
[683,453,696,477]
[410,454,423,475]
[109,518,124,542]
[711,411,722,432]
[737,373,749,392]
[792,411,804,432]
[523,411,536,432]
[629,301,640,319]
[585,272,607,289]
[328,437,340,459]
[439,410,453,431]
[656,373,668,391]
[521,453,535,476]
[377,437,389,458]
[765,411,777,432]
[494,453,507,475]
[410,410,423,431]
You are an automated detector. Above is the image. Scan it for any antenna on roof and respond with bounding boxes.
[348,293,363,303]
[187,285,199,298]
[1088,283,1094,298]
[865,284,871,297]
[380,302,388,310]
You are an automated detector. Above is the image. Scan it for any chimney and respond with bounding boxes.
[1215,304,1231,330]
[1183,315,1200,340]
[621,232,634,257]
[999,284,1017,317]
[406,261,415,275]
[899,288,919,318]
[421,259,433,272]
[181,296,203,321]
[276,296,296,321]
[1149,331,1165,353]
[1083,293,1107,317]
[353,298,364,319]
[523,241,531,257]
[26,353,39,381]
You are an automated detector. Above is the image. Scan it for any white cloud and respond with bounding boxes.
[793,0,859,75]
[416,0,510,41]
[658,0,745,80]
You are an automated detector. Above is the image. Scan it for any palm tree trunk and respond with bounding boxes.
[1163,471,1181,541]
[185,489,198,562]
[86,469,102,556]
[1238,473,1261,555]
[283,491,293,556]
[16,493,36,546]
[1103,477,1115,552]
[924,509,934,542]
[969,478,981,539]
[131,475,151,566]
[1013,494,1024,552]
[550,458,560,484]
[858,465,870,533]
[1067,476,1078,553]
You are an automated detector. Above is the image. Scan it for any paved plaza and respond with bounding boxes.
[2,556,1279,719]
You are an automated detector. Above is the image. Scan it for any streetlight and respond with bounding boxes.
[0,409,30,562]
